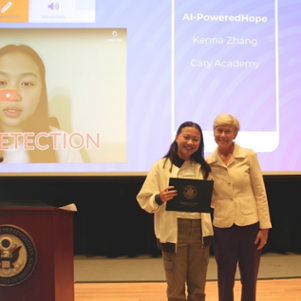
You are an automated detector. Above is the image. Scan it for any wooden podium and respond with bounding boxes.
[0,206,74,301]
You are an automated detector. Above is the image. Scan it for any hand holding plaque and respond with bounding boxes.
[165,178,213,213]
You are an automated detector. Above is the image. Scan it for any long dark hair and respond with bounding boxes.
[0,44,57,163]
[163,121,211,179]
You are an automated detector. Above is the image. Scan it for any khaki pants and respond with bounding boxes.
[162,219,210,301]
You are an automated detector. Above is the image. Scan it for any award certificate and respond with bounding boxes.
[165,178,213,213]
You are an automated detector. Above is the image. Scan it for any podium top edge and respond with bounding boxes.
[0,206,72,212]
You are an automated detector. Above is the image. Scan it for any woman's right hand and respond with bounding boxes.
[160,186,177,202]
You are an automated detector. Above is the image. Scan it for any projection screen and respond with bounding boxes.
[0,0,300,175]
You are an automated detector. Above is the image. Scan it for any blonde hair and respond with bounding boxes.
[213,113,240,133]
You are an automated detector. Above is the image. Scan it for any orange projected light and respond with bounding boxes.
[0,0,29,23]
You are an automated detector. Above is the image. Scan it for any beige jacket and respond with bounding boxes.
[206,143,272,229]
[137,158,214,250]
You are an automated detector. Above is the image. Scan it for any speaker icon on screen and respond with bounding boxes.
[48,2,59,10]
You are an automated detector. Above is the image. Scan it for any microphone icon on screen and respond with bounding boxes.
[48,2,59,10]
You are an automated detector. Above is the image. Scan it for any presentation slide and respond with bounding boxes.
[0,0,300,175]
[173,0,278,152]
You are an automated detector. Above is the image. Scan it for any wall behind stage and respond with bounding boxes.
[0,176,300,256]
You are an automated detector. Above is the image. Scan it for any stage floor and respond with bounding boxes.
[74,279,301,301]
[74,252,301,282]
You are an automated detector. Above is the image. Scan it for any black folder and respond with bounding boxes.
[165,178,213,213]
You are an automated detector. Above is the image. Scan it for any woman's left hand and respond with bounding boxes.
[254,228,269,250]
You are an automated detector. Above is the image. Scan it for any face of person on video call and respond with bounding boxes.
[0,51,42,132]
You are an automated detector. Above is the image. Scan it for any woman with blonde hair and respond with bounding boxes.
[206,113,272,301]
